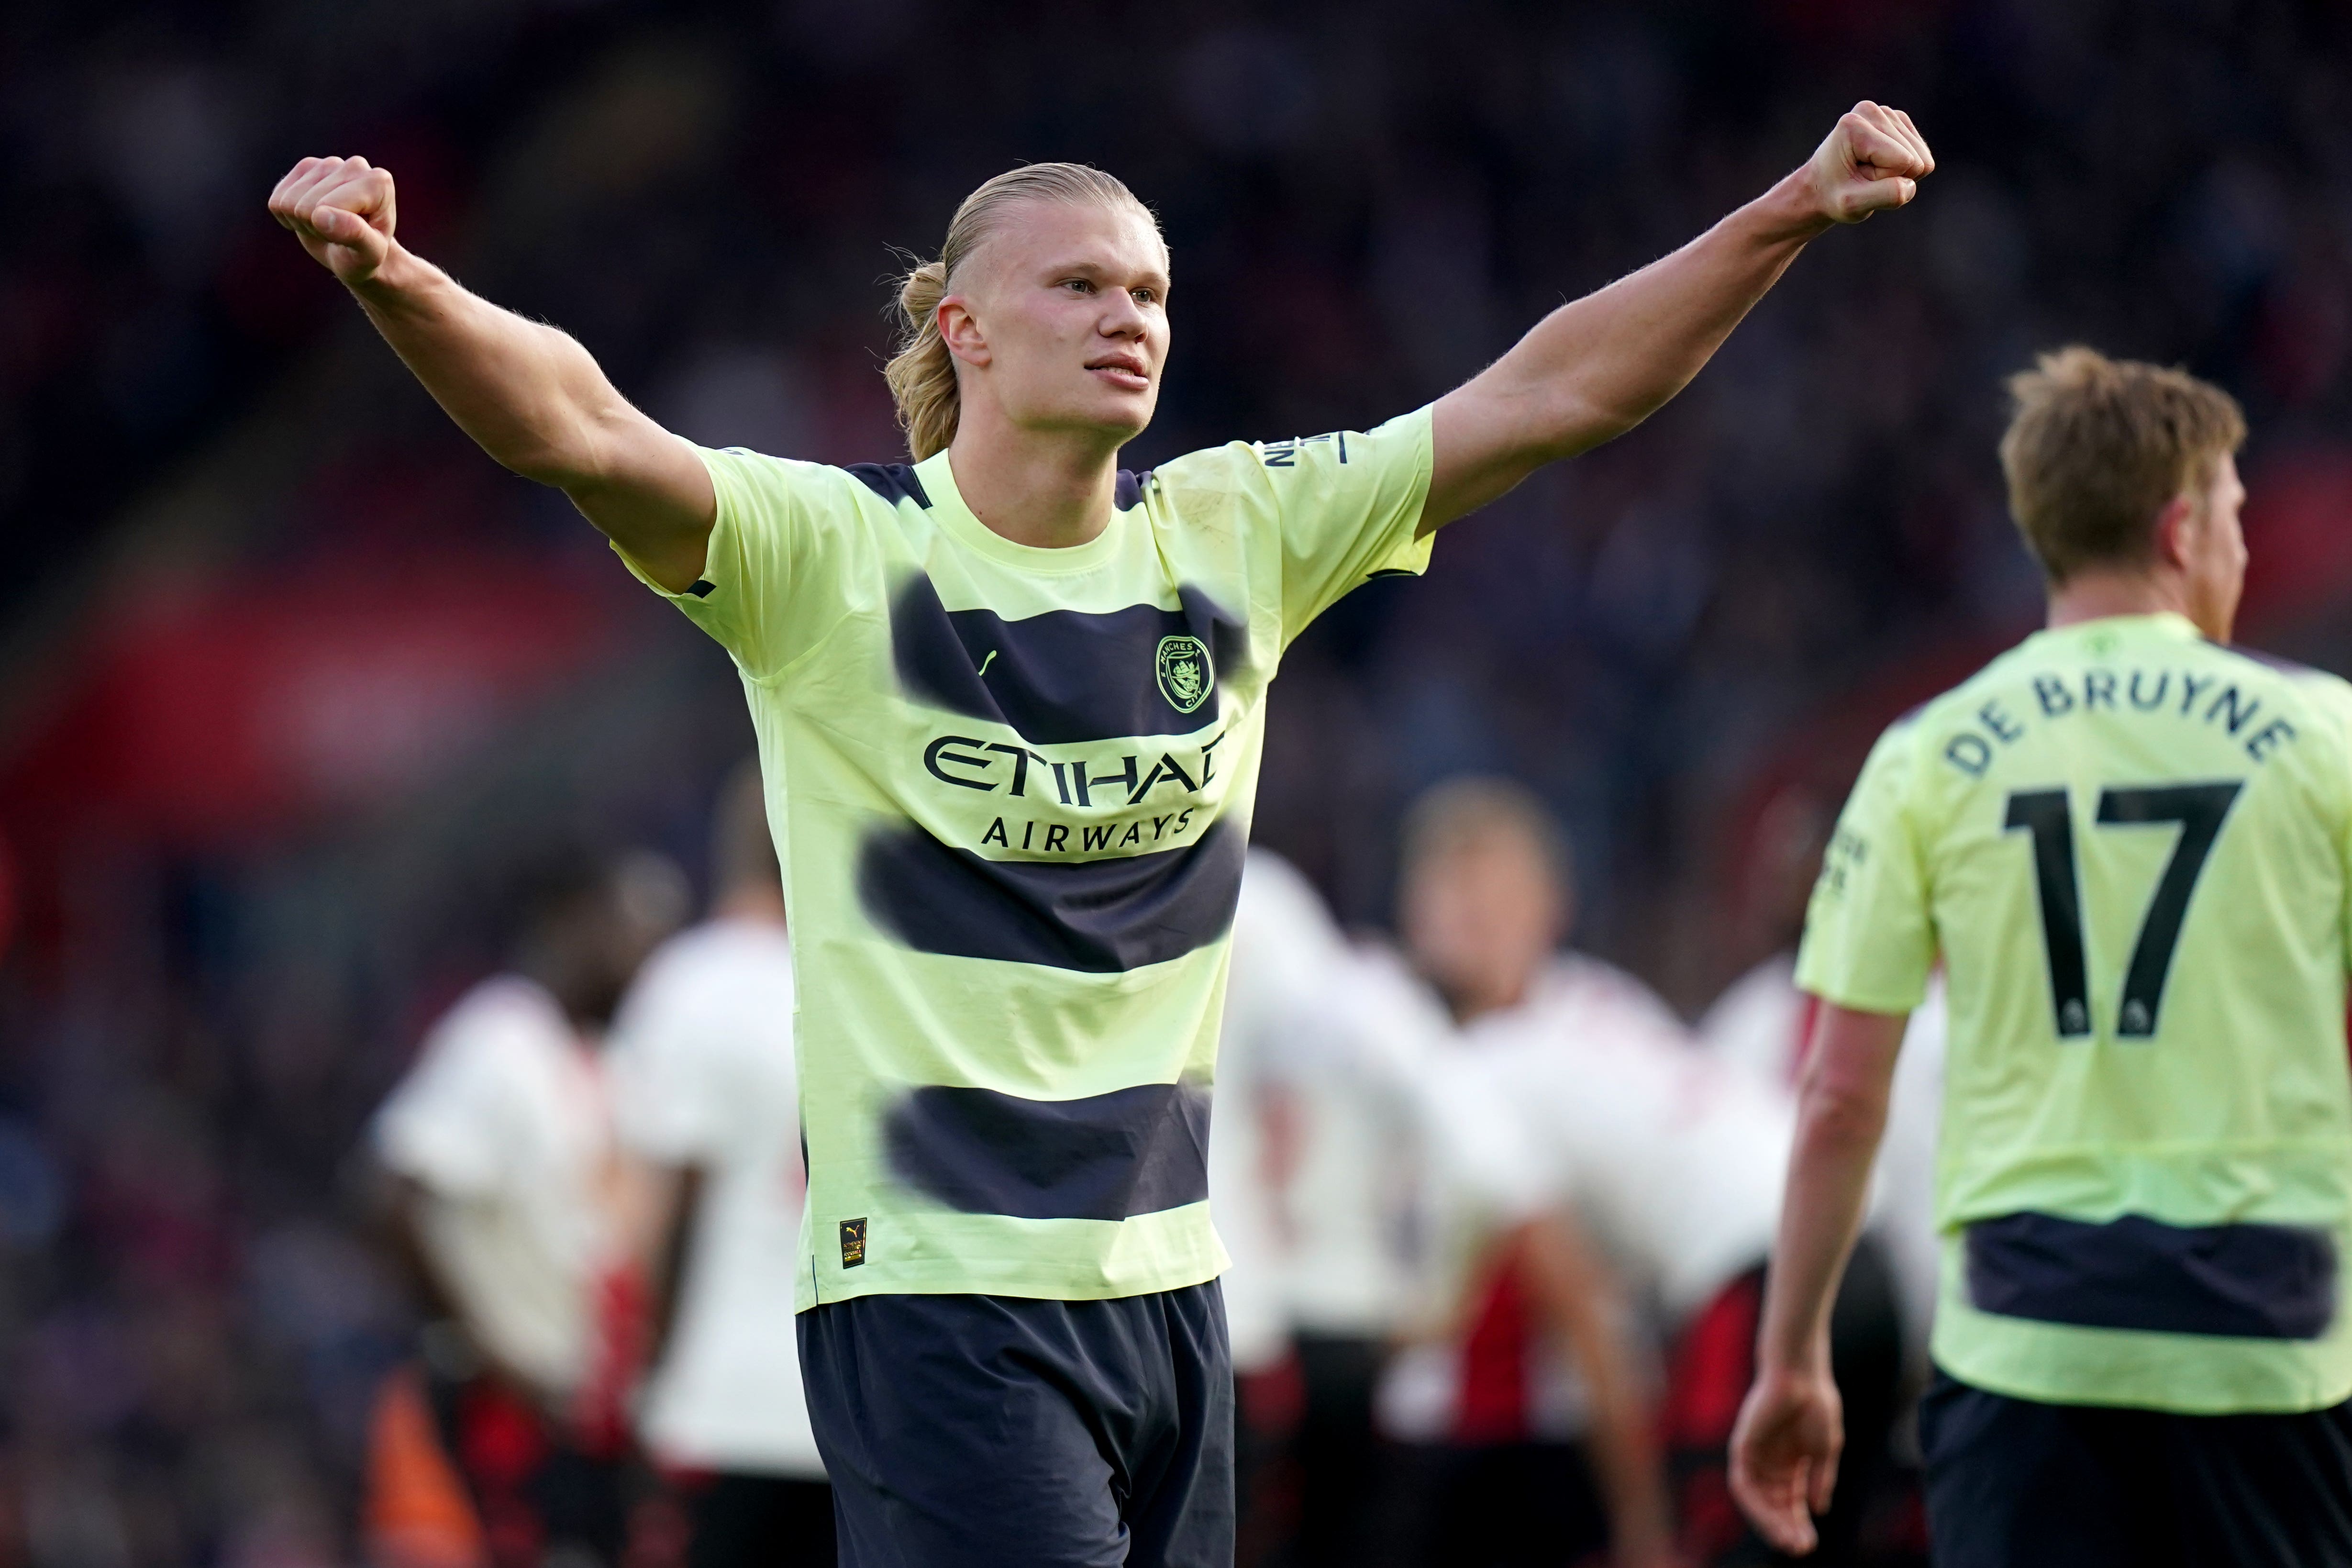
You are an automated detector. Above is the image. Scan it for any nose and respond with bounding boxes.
[1099,289,1149,339]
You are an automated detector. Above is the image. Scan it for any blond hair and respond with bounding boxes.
[1399,776,1571,890]
[884,163,1159,460]
[1998,346,2247,585]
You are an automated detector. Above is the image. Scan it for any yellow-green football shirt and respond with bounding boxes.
[618,412,1434,1309]
[1799,613,2352,1413]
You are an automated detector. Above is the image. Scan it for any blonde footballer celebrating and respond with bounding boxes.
[273,102,1930,1568]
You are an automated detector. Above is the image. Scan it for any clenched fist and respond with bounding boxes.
[1804,101,1935,224]
[268,156,399,286]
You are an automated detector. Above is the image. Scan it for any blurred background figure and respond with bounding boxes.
[605,760,833,1568]
[364,842,684,1568]
[1699,787,1949,1386]
[1389,778,1902,1567]
[1215,851,1330,1565]
[1218,849,1429,1568]
[1376,778,1685,1567]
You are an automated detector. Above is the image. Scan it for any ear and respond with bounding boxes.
[939,294,990,368]
[2151,493,2196,572]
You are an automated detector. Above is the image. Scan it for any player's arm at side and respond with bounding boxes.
[1419,103,1933,535]
[370,1169,550,1400]
[1729,718,1932,1554]
[618,1156,703,1370]
[1728,1002,1907,1558]
[267,156,714,593]
[1513,1212,1678,1568]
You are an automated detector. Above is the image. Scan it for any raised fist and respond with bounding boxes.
[1805,102,1934,224]
[267,156,398,285]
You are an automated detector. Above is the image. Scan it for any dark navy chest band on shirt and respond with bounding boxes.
[1966,1211,2338,1340]
[883,1079,1212,1222]
[857,815,1244,973]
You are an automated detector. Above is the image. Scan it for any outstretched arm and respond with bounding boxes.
[267,156,715,591]
[1728,1001,1908,1557]
[1420,103,1933,533]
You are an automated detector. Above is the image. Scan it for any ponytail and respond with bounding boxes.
[882,162,1160,461]
[885,258,958,461]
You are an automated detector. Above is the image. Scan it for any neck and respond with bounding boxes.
[2046,568,2191,633]
[520,956,615,1035]
[1440,969,1533,1026]
[715,883,787,926]
[946,405,1125,549]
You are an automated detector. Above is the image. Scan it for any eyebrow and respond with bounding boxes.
[1051,256,1173,292]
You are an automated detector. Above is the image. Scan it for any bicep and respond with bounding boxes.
[565,410,716,594]
[1422,373,1601,535]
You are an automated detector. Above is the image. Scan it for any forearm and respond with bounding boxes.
[1519,1218,1674,1563]
[1491,171,1827,459]
[1424,102,1929,531]
[640,1164,697,1366]
[1755,1087,1886,1374]
[347,243,629,488]
[1582,1355,1675,1563]
[386,1181,545,1396]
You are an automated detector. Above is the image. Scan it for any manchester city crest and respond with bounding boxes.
[1155,634,1214,715]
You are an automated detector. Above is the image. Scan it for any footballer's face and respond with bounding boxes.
[1400,828,1567,1024]
[945,199,1171,447]
[2179,453,2247,643]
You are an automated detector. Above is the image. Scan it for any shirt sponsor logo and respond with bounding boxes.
[1156,635,1214,714]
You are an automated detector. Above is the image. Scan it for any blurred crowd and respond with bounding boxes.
[5,0,2352,1562]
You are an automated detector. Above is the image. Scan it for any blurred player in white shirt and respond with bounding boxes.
[366,842,684,1568]
[1218,850,1432,1566]
[608,763,833,1567]
[1374,779,1677,1568]
[1699,783,1947,1371]
[1394,778,1903,1567]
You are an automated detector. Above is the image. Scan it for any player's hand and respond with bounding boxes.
[1803,101,1933,224]
[1728,1364,1844,1557]
[267,156,398,286]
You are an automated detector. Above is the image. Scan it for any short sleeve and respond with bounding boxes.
[1253,408,1437,645]
[610,447,863,680]
[1795,720,1937,1015]
[375,1028,511,1197]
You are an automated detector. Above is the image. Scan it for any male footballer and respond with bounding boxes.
[1731,348,2352,1565]
[272,104,1931,1568]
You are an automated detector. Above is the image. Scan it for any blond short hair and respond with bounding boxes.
[884,163,1160,461]
[1998,346,2247,585]
[1399,776,1571,891]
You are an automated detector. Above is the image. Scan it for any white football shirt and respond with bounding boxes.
[374,977,616,1403]
[1697,954,1947,1361]
[1214,852,1342,1371]
[1444,958,1796,1318]
[607,918,822,1478]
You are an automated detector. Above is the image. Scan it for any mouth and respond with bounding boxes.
[1086,355,1151,392]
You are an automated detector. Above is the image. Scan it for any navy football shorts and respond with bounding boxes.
[1920,1370,2352,1568]
[798,1280,1233,1568]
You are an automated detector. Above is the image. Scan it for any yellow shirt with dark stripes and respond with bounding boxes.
[1800,613,2352,1413]
[618,413,1434,1308]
